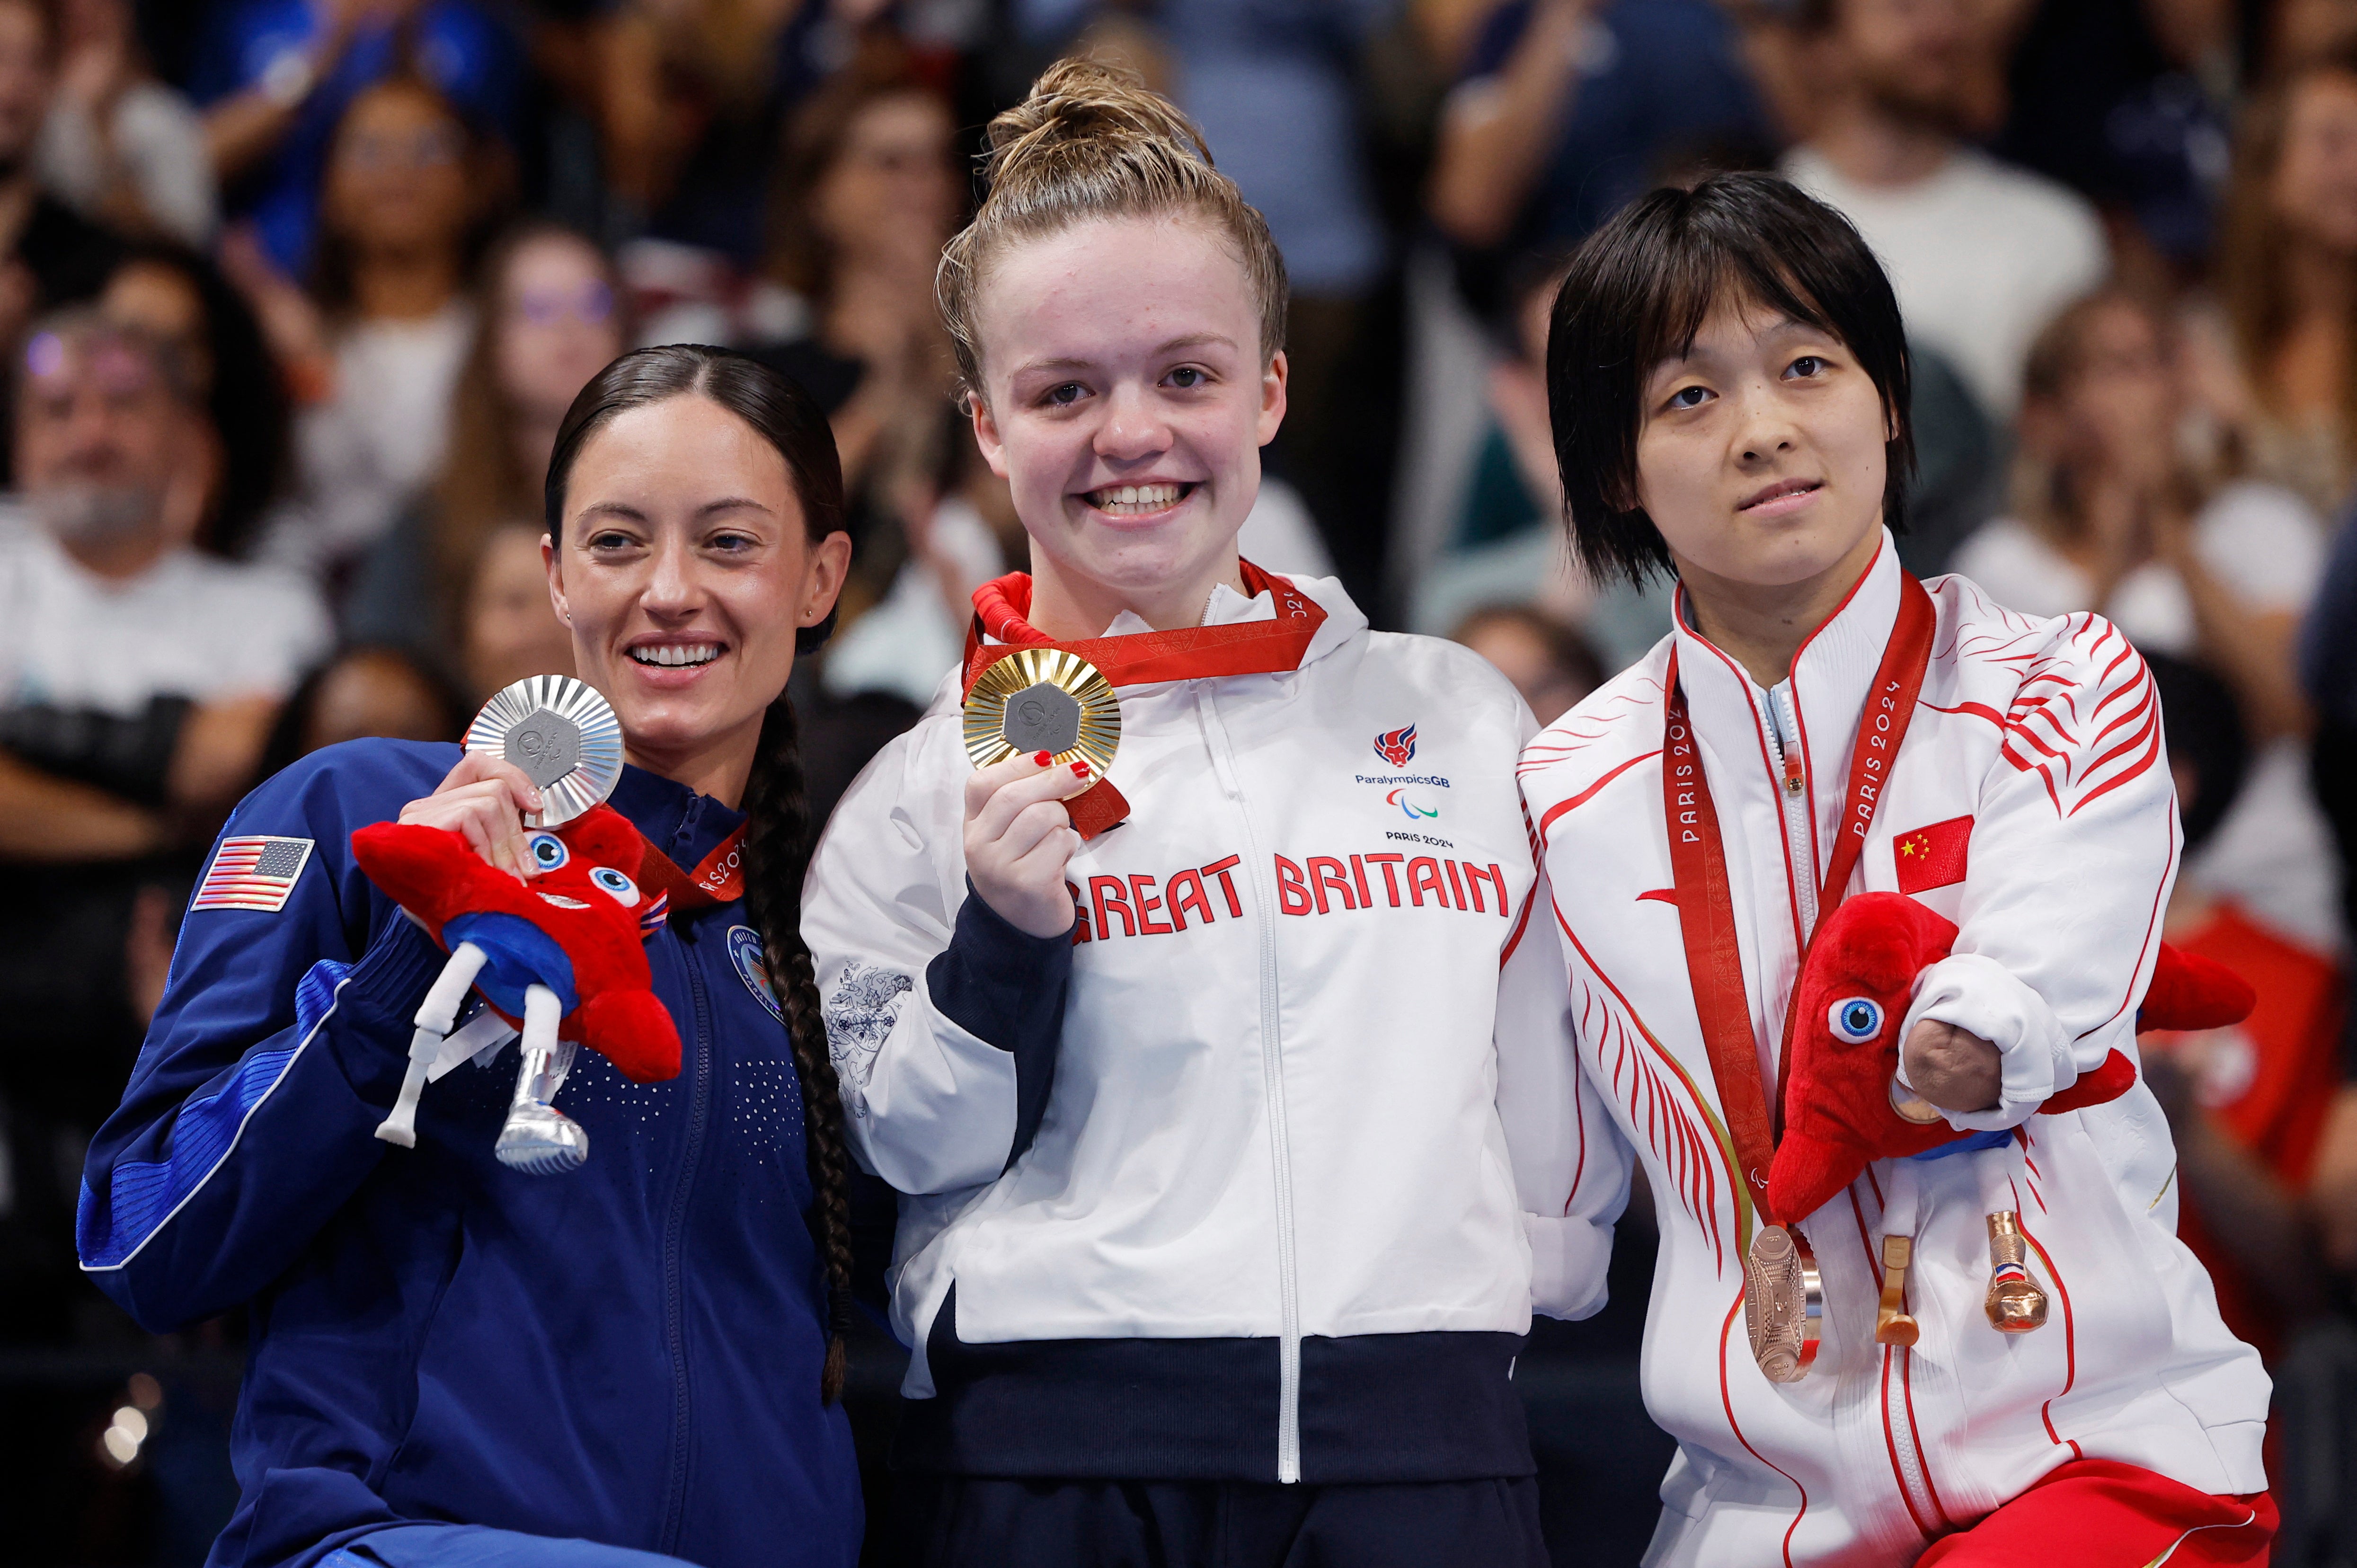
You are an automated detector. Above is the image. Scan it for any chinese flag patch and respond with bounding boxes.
[1893,816,1970,894]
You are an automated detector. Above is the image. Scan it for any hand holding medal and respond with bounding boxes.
[960,649,1122,940]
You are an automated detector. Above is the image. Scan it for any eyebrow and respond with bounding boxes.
[573,497,778,527]
[1010,333,1240,379]
[1650,314,1820,373]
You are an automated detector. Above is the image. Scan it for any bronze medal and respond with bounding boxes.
[1744,1223,1824,1383]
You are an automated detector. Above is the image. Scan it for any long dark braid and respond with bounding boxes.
[741,691,856,1403]
[547,343,853,1400]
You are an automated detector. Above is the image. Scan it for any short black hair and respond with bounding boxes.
[1545,172,1915,587]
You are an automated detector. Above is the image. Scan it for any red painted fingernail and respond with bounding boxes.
[1072,760,1091,777]
[1033,751,1053,766]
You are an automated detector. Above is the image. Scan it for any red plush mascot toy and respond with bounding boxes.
[350,803,682,1174]
[1769,891,2253,1344]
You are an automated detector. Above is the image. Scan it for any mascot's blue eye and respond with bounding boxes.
[590,866,639,906]
[1829,997,1883,1044]
[527,833,568,871]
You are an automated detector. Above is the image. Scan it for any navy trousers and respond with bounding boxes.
[323,1525,696,1568]
[904,1475,1550,1568]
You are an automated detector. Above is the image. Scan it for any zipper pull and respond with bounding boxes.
[1781,748,1805,796]
[1876,1234,1920,1346]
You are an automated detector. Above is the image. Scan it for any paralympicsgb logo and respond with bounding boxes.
[1373,725,1418,768]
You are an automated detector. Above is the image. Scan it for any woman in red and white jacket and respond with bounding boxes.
[1512,174,2273,1565]
[799,62,1617,1568]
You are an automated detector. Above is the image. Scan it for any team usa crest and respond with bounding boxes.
[728,926,784,1023]
[1373,725,1418,768]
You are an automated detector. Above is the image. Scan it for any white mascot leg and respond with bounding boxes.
[494,983,589,1174]
[374,941,488,1148]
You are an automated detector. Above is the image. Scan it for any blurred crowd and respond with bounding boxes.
[8,0,2357,1562]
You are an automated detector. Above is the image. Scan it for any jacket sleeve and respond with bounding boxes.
[77,743,451,1330]
[1497,815,1632,1322]
[801,721,1070,1197]
[1896,614,2177,1132]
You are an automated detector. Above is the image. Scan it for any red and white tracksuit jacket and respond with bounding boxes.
[803,574,1623,1486]
[1511,535,2269,1565]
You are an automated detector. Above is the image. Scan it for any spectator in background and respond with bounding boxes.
[1409,253,1672,670]
[2139,650,2341,1362]
[0,0,121,366]
[459,520,570,700]
[1448,602,1601,726]
[242,74,501,585]
[347,221,623,651]
[1953,289,2341,955]
[254,642,464,778]
[758,46,961,543]
[1427,0,1767,268]
[0,313,325,1339]
[2214,44,2357,518]
[37,0,215,247]
[190,0,522,275]
[1780,0,2107,419]
[97,242,291,559]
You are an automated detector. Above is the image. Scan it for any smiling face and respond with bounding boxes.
[968,215,1285,635]
[547,394,849,799]
[1634,297,1890,609]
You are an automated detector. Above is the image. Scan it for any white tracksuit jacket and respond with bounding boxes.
[802,573,1625,1485]
[1513,536,2269,1565]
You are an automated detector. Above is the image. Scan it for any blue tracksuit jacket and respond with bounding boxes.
[75,739,862,1568]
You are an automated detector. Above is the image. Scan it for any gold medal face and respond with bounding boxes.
[963,648,1121,776]
[1744,1224,1824,1383]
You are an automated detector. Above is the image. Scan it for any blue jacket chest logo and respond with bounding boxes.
[727,925,783,1023]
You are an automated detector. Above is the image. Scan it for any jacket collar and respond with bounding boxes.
[611,763,746,879]
[1668,530,1902,855]
[973,563,1368,675]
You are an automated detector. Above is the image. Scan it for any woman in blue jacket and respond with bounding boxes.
[75,345,861,1568]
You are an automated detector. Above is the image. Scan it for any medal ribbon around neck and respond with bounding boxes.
[961,560,1328,838]
[633,823,749,921]
[1661,571,1936,1232]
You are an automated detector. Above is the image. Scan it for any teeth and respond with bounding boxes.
[631,644,721,667]
[1090,482,1183,515]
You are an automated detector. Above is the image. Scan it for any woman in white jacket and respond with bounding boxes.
[800,60,1622,1568]
[1515,173,2275,1565]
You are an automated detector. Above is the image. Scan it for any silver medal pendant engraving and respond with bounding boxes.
[464,675,624,826]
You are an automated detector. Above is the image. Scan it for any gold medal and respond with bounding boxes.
[962,648,1120,776]
[1744,1223,1824,1383]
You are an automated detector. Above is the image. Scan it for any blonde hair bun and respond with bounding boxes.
[938,57,1286,399]
[981,58,1215,196]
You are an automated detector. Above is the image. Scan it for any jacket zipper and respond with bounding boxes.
[1766,682,1941,1538]
[657,929,715,1551]
[1762,684,1818,939]
[1196,682,1305,1483]
[1883,1344,1944,1535]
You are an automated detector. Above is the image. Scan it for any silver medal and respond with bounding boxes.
[464,675,623,826]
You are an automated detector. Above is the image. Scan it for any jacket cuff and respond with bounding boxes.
[926,884,1072,1168]
[1896,952,2072,1132]
[1525,1213,1612,1321]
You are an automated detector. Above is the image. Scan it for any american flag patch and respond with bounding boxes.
[191,835,315,913]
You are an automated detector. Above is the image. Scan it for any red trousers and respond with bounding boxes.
[1917,1460,2276,1566]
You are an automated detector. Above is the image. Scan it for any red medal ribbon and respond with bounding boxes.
[960,560,1328,837]
[1662,573,1936,1224]
[635,822,748,918]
